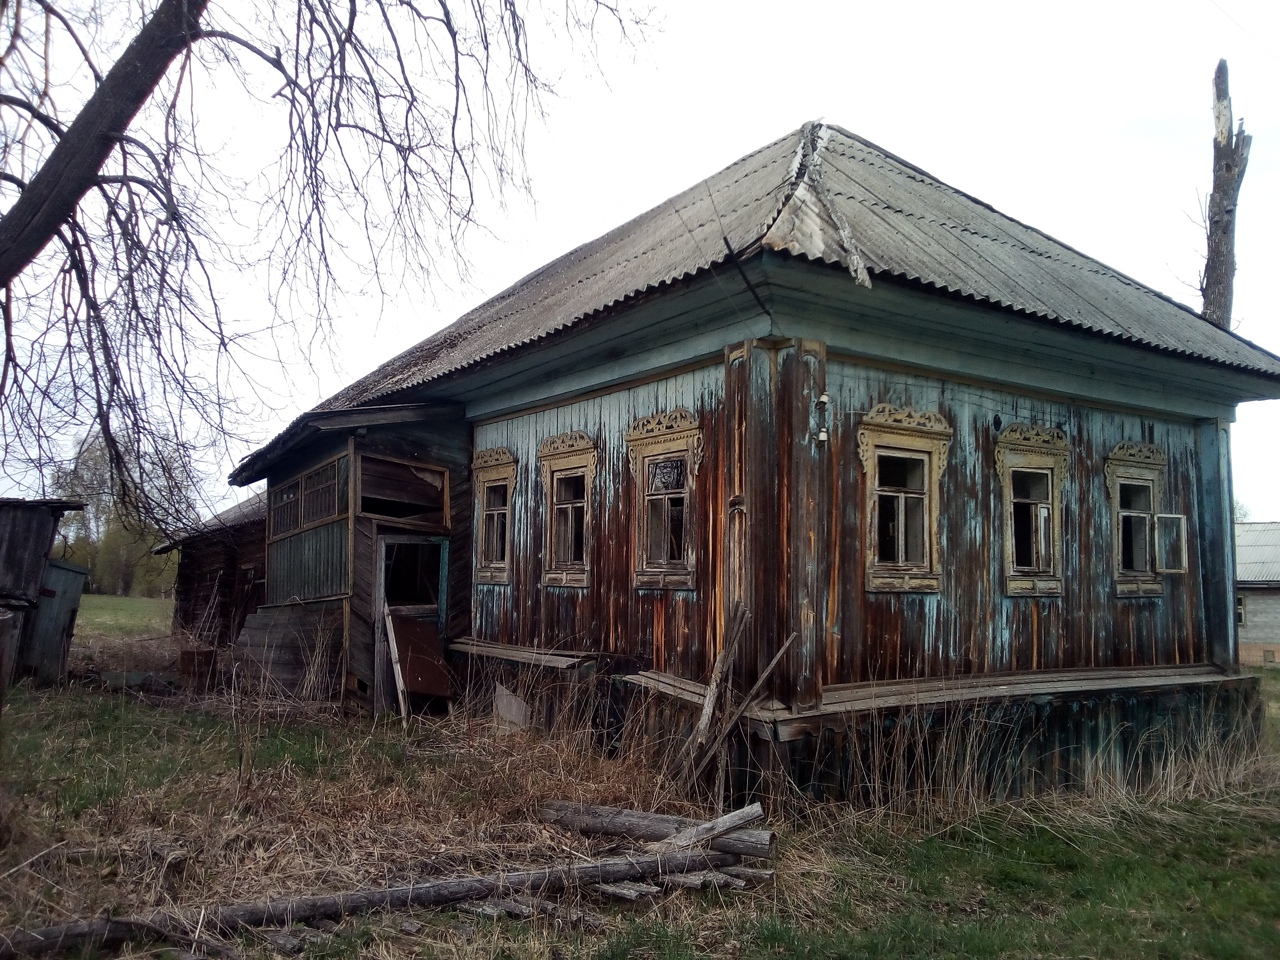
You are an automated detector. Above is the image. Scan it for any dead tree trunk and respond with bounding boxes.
[1202,58,1251,329]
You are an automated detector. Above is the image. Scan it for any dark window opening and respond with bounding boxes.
[875,453,926,566]
[1010,468,1052,573]
[481,481,510,565]
[551,471,587,567]
[1119,481,1153,573]
[383,541,441,608]
[1236,595,1246,627]
[643,457,688,566]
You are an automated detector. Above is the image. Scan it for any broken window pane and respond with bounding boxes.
[485,482,508,510]
[878,454,925,491]
[1119,482,1152,512]
[877,492,899,563]
[648,458,686,493]
[1121,513,1150,573]
[555,473,586,504]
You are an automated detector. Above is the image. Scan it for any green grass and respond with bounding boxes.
[75,593,174,639]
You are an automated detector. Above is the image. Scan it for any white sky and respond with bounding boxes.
[210,0,1280,519]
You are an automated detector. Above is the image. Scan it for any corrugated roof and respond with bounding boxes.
[1237,522,1280,583]
[235,122,1280,481]
[155,491,266,554]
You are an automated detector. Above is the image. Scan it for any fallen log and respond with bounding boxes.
[0,850,736,959]
[647,802,763,852]
[537,801,776,859]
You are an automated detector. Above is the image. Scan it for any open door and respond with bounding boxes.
[374,534,452,714]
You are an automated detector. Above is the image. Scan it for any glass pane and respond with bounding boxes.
[1012,469,1049,502]
[904,495,925,565]
[553,504,572,562]
[1121,513,1150,572]
[1156,515,1185,572]
[482,512,507,564]
[555,473,585,504]
[878,454,925,492]
[571,504,585,562]
[485,482,508,510]
[646,498,666,562]
[648,458,686,493]
[668,495,685,560]
[1119,482,1152,512]
[1038,503,1052,571]
[1012,500,1034,569]
[877,493,899,563]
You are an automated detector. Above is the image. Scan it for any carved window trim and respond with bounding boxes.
[996,424,1068,596]
[857,404,952,593]
[473,447,517,585]
[1104,442,1181,597]
[538,431,597,588]
[625,410,704,589]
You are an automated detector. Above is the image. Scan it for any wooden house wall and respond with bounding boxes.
[266,520,348,603]
[822,358,1208,693]
[172,519,266,644]
[472,364,725,682]
[346,422,473,709]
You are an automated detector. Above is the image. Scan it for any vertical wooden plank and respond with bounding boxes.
[1196,418,1237,669]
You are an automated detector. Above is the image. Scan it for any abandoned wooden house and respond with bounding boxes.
[156,491,266,646]
[223,122,1280,793]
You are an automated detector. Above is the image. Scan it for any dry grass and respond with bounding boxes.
[2,643,1278,958]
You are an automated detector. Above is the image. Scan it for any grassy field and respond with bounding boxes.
[75,594,174,640]
[1,672,1277,959]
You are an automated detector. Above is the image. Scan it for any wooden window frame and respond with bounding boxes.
[857,404,952,593]
[1236,594,1247,628]
[996,423,1068,596]
[268,454,350,543]
[1105,442,1184,597]
[538,431,597,588]
[626,410,703,589]
[472,447,517,585]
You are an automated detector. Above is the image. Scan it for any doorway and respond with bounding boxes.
[374,535,451,714]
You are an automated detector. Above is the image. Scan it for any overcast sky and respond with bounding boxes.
[215,0,1280,519]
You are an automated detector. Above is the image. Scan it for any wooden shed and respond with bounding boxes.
[227,123,1280,793]
[157,491,267,645]
[0,498,85,690]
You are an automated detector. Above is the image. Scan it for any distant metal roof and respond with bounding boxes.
[234,122,1280,482]
[1237,522,1280,584]
[154,491,266,554]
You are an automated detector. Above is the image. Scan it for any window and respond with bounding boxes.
[268,455,350,540]
[995,424,1067,595]
[1105,442,1187,596]
[857,404,952,592]
[473,447,516,584]
[538,431,597,587]
[626,410,703,588]
[875,453,927,566]
[1236,594,1247,628]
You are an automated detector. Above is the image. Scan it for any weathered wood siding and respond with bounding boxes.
[822,359,1209,693]
[172,520,266,644]
[266,520,348,604]
[0,503,61,606]
[472,365,725,681]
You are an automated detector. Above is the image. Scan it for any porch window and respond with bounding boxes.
[269,454,350,541]
[472,447,516,584]
[857,404,952,593]
[269,479,301,538]
[995,424,1067,596]
[538,431,597,587]
[625,409,702,589]
[1105,442,1186,596]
